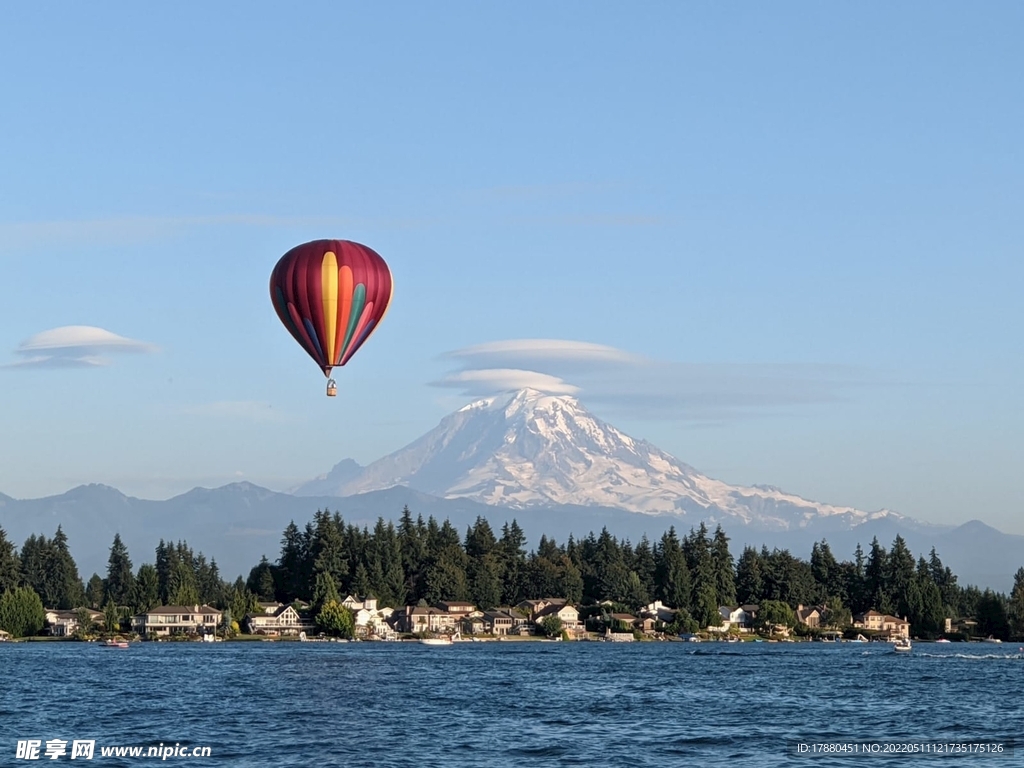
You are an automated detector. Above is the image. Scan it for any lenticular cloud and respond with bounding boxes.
[7,325,157,368]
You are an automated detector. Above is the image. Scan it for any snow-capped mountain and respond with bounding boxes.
[292,388,901,531]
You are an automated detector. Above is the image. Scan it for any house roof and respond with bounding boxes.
[141,605,221,615]
[535,604,577,619]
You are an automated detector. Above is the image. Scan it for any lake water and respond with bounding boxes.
[2,640,1022,766]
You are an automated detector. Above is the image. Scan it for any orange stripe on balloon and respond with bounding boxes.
[334,265,354,365]
[321,252,339,365]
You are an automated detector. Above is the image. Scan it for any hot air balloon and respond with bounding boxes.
[270,239,393,396]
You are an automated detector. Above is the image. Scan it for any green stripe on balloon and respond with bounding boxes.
[339,283,366,362]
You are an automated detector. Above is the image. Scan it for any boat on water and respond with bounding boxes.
[935,638,951,644]
[102,639,129,648]
[421,631,459,646]
[984,636,1002,644]
[849,634,868,643]
[893,638,912,652]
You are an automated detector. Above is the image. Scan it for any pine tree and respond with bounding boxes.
[133,564,160,612]
[655,527,691,611]
[104,534,135,607]
[885,535,917,620]
[1008,568,1024,640]
[0,527,20,593]
[710,526,736,607]
[49,526,85,609]
[247,556,276,601]
[277,521,306,603]
[735,546,763,606]
[309,510,349,597]
[559,554,584,605]
[86,573,105,609]
[498,520,528,605]
[19,534,50,600]
[634,536,657,603]
[865,537,889,613]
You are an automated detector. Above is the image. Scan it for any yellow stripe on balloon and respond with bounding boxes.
[335,265,354,364]
[321,251,339,365]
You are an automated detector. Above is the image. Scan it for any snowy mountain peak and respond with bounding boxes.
[292,387,898,531]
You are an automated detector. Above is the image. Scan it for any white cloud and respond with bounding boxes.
[6,325,157,369]
[434,337,881,422]
[435,368,580,396]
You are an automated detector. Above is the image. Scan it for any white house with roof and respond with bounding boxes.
[44,608,104,636]
[132,605,222,636]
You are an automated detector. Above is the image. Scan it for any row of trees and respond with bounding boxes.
[2,510,1024,639]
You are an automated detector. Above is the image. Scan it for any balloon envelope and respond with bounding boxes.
[270,239,393,377]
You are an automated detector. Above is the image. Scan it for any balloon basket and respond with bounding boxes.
[326,379,337,397]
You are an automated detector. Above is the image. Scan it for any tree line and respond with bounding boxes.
[2,509,1024,639]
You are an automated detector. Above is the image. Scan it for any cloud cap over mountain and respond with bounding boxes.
[433,337,883,422]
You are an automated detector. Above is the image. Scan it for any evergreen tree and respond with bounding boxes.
[559,554,584,605]
[470,554,504,609]
[710,526,736,606]
[498,520,528,605]
[634,536,657,601]
[168,554,200,606]
[912,557,945,637]
[865,538,889,613]
[309,510,349,597]
[86,573,105,610]
[197,556,225,607]
[19,534,50,601]
[352,562,372,598]
[48,526,85,609]
[884,535,917,620]
[311,570,342,613]
[810,540,843,603]
[398,507,427,603]
[1007,567,1024,640]
[655,527,691,611]
[735,546,763,605]
[846,543,868,614]
[684,523,721,627]
[0,527,20,593]
[104,534,134,607]
[975,589,1010,640]
[247,556,276,601]
[277,521,306,603]
[133,563,160,612]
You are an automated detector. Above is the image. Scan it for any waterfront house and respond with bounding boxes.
[716,606,754,632]
[132,605,222,636]
[640,600,678,624]
[244,604,314,636]
[795,605,822,629]
[343,594,379,613]
[853,610,911,640]
[435,600,476,616]
[483,610,515,635]
[402,605,461,634]
[44,608,104,636]
[256,601,282,615]
[533,603,582,634]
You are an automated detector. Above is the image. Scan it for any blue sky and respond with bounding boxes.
[1,3,1021,533]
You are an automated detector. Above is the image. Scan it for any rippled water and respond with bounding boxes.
[3,641,1022,766]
